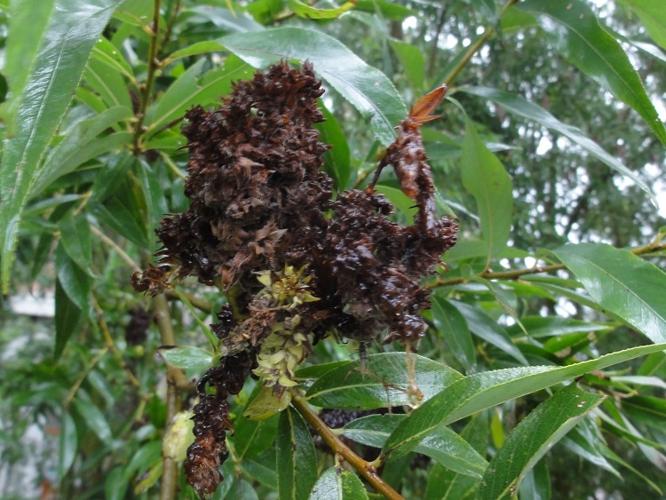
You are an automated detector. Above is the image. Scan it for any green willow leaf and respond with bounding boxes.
[288,0,355,20]
[59,213,93,276]
[0,0,117,293]
[382,342,666,459]
[32,105,132,196]
[145,56,254,136]
[316,104,351,190]
[277,408,318,500]
[306,353,462,409]
[425,415,488,500]
[54,277,81,359]
[555,243,666,344]
[73,394,113,445]
[354,0,413,20]
[159,346,213,378]
[57,411,78,479]
[460,119,513,267]
[3,0,55,119]
[343,414,488,478]
[221,27,407,146]
[389,39,425,90]
[451,301,527,365]
[431,296,476,372]
[460,86,657,205]
[520,0,666,144]
[55,244,91,311]
[617,0,666,49]
[83,57,132,109]
[478,386,604,499]
[308,467,369,500]
[507,316,612,338]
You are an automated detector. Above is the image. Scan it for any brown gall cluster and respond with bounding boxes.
[132,62,457,496]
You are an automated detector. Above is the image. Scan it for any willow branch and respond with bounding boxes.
[291,395,404,500]
[133,0,162,154]
[427,240,666,289]
[441,0,518,87]
[153,293,187,500]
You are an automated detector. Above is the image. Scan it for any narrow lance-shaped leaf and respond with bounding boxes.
[478,385,604,499]
[460,86,657,205]
[221,27,407,146]
[306,353,462,409]
[555,243,666,344]
[58,411,78,480]
[460,119,513,267]
[308,467,369,500]
[54,278,81,359]
[431,296,476,372]
[425,414,489,500]
[277,408,318,500]
[0,0,117,293]
[616,0,666,49]
[382,342,666,459]
[520,0,666,144]
[451,300,527,365]
[343,414,488,478]
[3,0,55,121]
[288,0,356,20]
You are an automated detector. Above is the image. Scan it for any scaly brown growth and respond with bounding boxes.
[132,63,458,496]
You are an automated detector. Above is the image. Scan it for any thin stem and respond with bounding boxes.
[91,224,212,313]
[440,0,518,87]
[64,347,109,407]
[91,225,141,272]
[153,293,186,500]
[133,0,162,154]
[427,240,666,289]
[153,294,192,390]
[291,394,404,500]
[92,297,142,388]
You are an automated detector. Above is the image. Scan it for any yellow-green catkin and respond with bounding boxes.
[252,266,318,392]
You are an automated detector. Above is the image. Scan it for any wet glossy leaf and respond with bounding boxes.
[277,408,317,500]
[288,0,355,20]
[451,301,527,365]
[506,316,612,338]
[84,57,132,109]
[460,86,657,205]
[145,56,254,136]
[159,346,213,378]
[478,386,603,499]
[520,0,666,144]
[0,0,117,292]
[308,467,369,500]
[431,296,476,371]
[555,243,666,344]
[73,394,113,445]
[425,415,488,500]
[354,0,413,20]
[617,0,666,49]
[55,278,81,359]
[222,27,407,145]
[383,342,666,458]
[460,119,513,267]
[58,411,78,479]
[55,244,91,311]
[306,352,462,409]
[59,213,93,275]
[343,414,488,478]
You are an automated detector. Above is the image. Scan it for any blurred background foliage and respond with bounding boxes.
[0,0,665,499]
